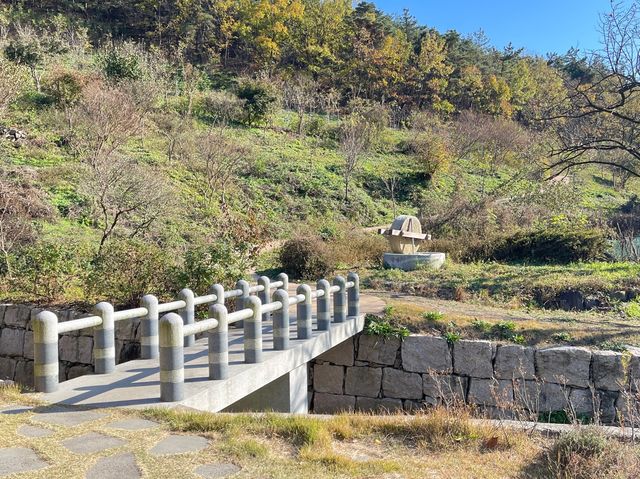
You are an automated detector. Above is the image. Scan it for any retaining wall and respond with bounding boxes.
[0,304,141,386]
[310,333,640,424]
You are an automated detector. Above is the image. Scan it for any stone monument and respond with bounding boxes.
[378,215,445,271]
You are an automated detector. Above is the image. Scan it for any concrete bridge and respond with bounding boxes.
[32,273,384,413]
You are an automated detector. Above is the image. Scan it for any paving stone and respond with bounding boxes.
[0,328,25,357]
[149,434,208,456]
[357,335,399,365]
[494,345,535,380]
[1,405,32,416]
[344,366,382,398]
[106,419,160,431]
[313,393,355,414]
[195,463,241,478]
[536,347,591,388]
[453,340,493,378]
[0,357,16,380]
[17,424,54,438]
[62,432,126,454]
[568,388,595,416]
[467,378,513,407]
[313,364,344,394]
[14,360,33,387]
[422,375,468,402]
[78,336,94,365]
[85,453,140,479]
[59,335,79,362]
[33,408,107,426]
[0,447,49,476]
[592,350,625,391]
[382,368,422,399]
[3,305,31,328]
[355,397,403,414]
[316,338,354,366]
[401,335,452,373]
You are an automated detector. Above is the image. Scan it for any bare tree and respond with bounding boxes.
[339,104,386,203]
[547,1,640,180]
[188,128,252,209]
[0,171,51,275]
[0,58,22,121]
[83,156,172,252]
[284,74,318,135]
[70,80,155,168]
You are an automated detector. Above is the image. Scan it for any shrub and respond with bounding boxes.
[85,238,177,306]
[177,240,254,294]
[467,227,609,264]
[363,313,409,339]
[327,230,386,268]
[99,44,143,83]
[194,90,245,125]
[424,311,445,322]
[279,237,335,280]
[10,239,88,302]
[237,79,277,126]
[546,429,613,479]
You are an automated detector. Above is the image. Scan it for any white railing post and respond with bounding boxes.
[332,276,347,323]
[316,279,331,331]
[209,304,228,380]
[258,276,271,322]
[93,302,116,373]
[347,272,360,317]
[210,283,224,306]
[178,288,195,347]
[140,295,159,359]
[235,279,250,328]
[296,284,312,339]
[159,313,184,402]
[33,311,59,393]
[273,289,290,350]
[276,272,288,292]
[244,296,263,363]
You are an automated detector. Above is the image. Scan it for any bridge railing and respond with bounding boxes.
[32,272,289,393]
[158,272,360,402]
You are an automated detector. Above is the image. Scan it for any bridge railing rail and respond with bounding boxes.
[32,273,289,393]
[158,272,360,402]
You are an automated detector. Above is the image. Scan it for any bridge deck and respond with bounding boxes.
[38,291,384,412]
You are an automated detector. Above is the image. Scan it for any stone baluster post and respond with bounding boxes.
[332,276,347,323]
[33,311,59,393]
[209,304,228,380]
[296,284,312,339]
[159,313,184,402]
[178,288,195,347]
[93,302,115,374]
[140,295,159,359]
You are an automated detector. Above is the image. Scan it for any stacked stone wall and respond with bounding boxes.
[311,333,640,424]
[0,304,141,386]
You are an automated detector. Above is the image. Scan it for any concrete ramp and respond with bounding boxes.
[38,291,384,413]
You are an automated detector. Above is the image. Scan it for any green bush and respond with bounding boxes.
[237,79,277,126]
[99,46,143,83]
[85,239,177,306]
[178,240,254,294]
[10,240,87,301]
[363,314,409,339]
[279,237,335,280]
[467,227,609,264]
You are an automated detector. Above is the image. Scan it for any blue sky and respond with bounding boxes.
[373,0,609,56]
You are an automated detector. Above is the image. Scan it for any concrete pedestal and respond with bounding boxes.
[383,252,445,271]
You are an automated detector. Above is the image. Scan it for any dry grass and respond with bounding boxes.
[379,294,640,349]
[4,384,640,478]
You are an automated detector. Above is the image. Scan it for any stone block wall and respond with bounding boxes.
[0,304,141,387]
[310,333,640,424]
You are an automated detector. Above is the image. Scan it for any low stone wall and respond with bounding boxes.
[310,333,640,424]
[0,304,141,387]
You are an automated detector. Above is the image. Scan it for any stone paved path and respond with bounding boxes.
[0,404,242,478]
